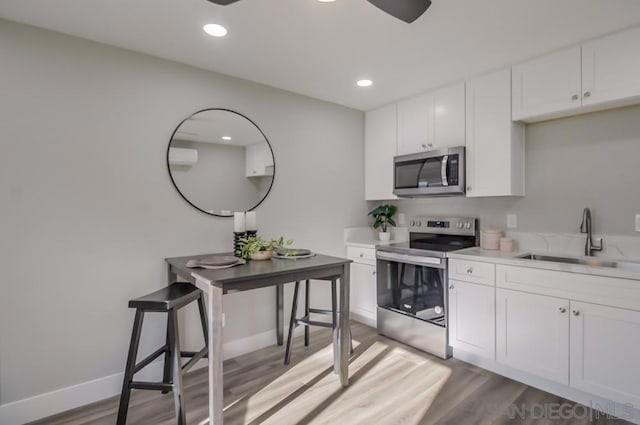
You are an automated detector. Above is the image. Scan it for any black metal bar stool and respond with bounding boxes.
[284,278,352,365]
[117,282,208,425]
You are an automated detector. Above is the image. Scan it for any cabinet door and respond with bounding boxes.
[245,143,273,177]
[466,69,525,197]
[582,26,640,108]
[512,46,582,122]
[449,280,495,359]
[397,92,433,155]
[570,301,640,406]
[432,82,465,149]
[350,262,377,322]
[365,104,398,200]
[496,289,569,385]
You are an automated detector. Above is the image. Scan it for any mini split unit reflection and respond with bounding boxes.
[393,146,466,197]
[168,147,198,166]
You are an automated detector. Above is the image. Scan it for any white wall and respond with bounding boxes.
[385,105,640,236]
[0,18,366,410]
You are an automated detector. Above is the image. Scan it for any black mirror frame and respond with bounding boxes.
[166,108,275,218]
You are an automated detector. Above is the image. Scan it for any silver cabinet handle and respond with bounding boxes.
[372,271,376,276]
[466,267,473,274]
[421,143,427,149]
[467,186,472,191]
[584,91,591,98]
[572,94,579,101]
[449,284,454,290]
[359,253,363,258]
[572,310,580,316]
[428,143,434,147]
[559,307,566,313]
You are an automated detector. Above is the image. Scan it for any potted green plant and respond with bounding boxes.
[237,236,293,260]
[368,204,397,241]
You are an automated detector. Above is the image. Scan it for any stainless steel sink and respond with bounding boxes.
[515,253,640,272]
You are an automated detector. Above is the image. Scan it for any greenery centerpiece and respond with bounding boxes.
[236,236,294,260]
[368,204,397,241]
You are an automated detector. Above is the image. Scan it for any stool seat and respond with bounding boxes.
[118,282,208,425]
[128,282,201,311]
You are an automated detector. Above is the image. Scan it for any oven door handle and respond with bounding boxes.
[376,251,444,267]
[441,155,449,187]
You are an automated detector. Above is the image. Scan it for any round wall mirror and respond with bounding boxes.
[167,109,275,217]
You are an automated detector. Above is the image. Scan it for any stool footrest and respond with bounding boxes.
[130,381,173,392]
[182,347,208,373]
[133,345,169,374]
[308,308,333,315]
[297,317,333,329]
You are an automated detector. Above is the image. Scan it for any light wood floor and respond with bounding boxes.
[30,322,630,425]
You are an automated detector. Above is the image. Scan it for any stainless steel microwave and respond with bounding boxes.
[393,147,465,197]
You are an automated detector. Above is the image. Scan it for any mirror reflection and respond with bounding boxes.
[167,109,275,217]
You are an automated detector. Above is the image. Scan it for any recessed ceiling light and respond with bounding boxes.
[203,24,227,37]
[222,136,232,141]
[357,79,373,87]
[318,0,337,2]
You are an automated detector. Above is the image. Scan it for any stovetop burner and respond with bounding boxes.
[378,216,478,257]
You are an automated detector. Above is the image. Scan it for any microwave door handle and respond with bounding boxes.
[441,155,449,186]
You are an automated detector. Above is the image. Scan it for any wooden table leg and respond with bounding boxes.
[208,285,224,425]
[276,284,284,346]
[338,263,350,387]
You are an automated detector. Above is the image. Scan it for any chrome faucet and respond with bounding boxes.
[580,208,603,256]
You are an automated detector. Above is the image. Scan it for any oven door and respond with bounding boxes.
[376,251,448,327]
[393,147,465,197]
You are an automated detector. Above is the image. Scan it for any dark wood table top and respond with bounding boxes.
[165,253,352,292]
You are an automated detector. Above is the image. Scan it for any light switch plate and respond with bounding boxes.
[636,215,640,232]
[507,214,517,229]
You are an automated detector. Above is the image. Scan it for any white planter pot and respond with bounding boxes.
[378,231,391,241]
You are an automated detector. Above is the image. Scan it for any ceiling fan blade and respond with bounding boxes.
[206,0,242,5]
[367,0,432,23]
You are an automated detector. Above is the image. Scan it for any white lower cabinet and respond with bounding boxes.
[449,279,495,359]
[569,301,640,406]
[350,262,377,323]
[496,288,570,385]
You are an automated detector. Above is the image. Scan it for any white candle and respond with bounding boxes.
[245,211,257,231]
[233,212,246,233]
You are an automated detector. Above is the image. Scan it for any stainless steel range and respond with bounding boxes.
[376,216,478,359]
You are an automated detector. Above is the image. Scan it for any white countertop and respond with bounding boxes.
[344,226,409,249]
[448,247,640,281]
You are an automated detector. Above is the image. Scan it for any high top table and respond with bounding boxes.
[165,253,352,425]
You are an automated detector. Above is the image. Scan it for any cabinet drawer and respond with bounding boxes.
[449,259,495,285]
[346,246,376,266]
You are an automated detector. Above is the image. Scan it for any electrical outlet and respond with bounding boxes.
[636,215,640,232]
[507,214,517,229]
[398,213,406,226]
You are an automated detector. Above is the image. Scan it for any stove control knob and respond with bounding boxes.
[410,220,415,227]
[416,221,422,227]
[465,222,471,229]
[457,223,463,229]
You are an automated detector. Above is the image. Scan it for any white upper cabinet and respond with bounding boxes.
[512,46,582,122]
[397,92,433,155]
[365,104,398,200]
[245,143,273,177]
[569,301,640,407]
[513,25,640,122]
[397,82,465,155]
[466,69,525,197]
[432,83,466,149]
[582,26,640,108]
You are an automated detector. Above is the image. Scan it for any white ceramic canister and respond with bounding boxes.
[481,229,504,250]
[499,237,515,252]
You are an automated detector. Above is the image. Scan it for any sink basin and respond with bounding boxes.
[515,253,640,272]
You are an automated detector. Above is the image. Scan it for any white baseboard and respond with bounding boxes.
[0,328,279,425]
